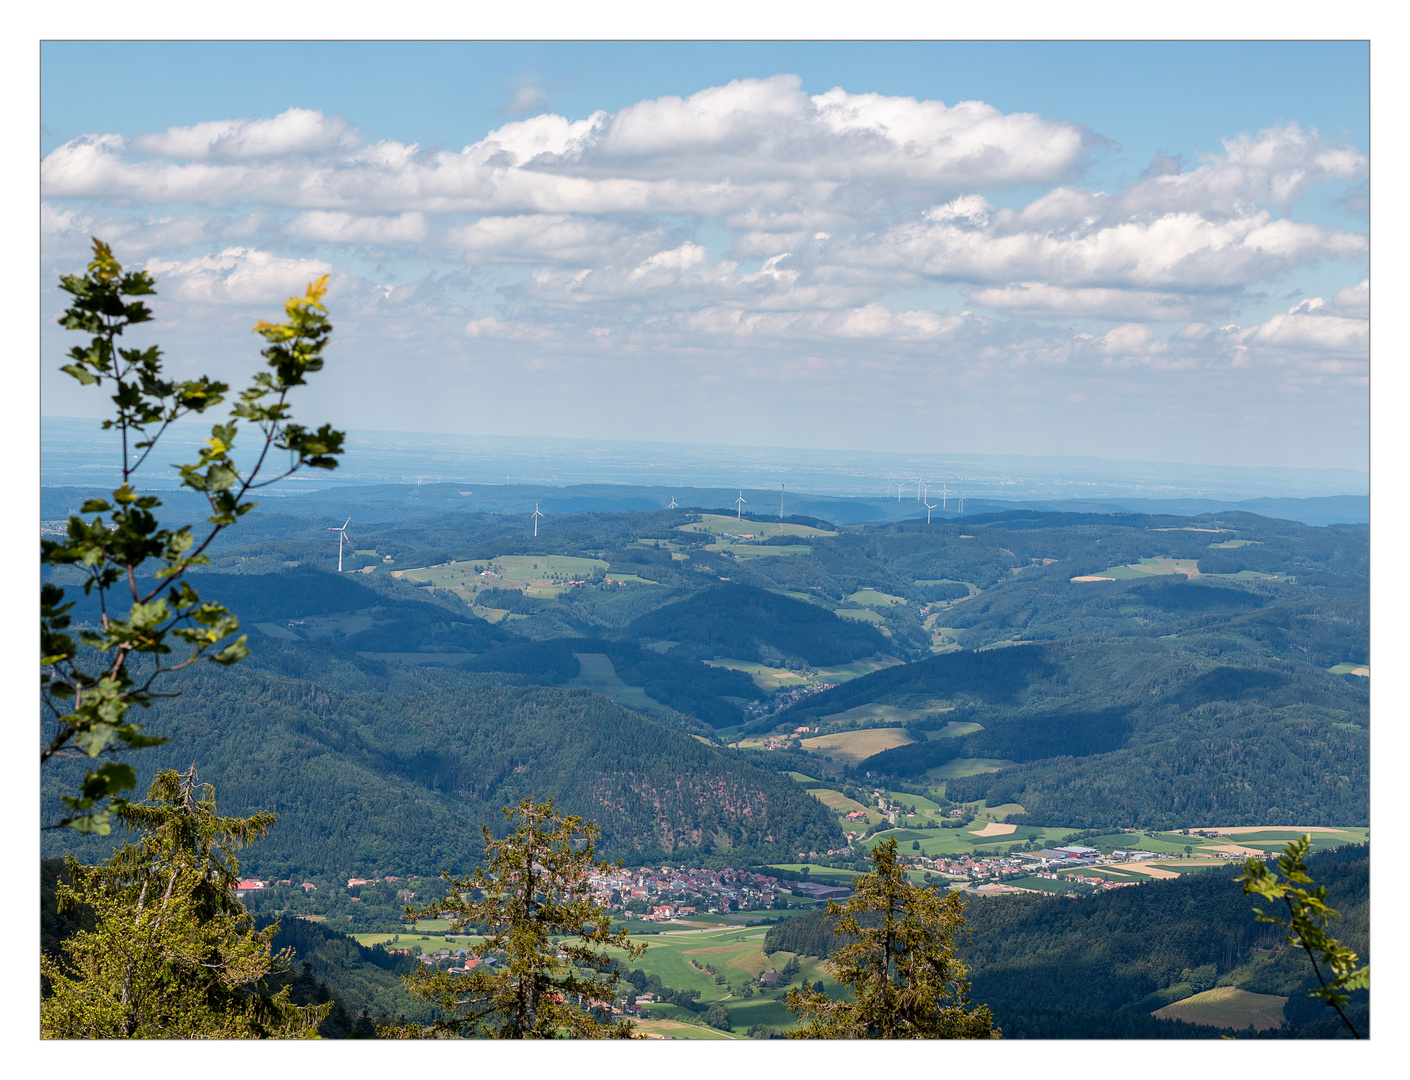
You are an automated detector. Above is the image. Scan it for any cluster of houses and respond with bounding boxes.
[741,681,837,722]
[586,865,788,916]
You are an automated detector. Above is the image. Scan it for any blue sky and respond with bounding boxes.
[40,40,1369,471]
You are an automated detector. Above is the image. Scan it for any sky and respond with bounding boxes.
[39,40,1370,472]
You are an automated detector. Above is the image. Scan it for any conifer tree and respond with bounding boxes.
[785,836,998,1039]
[387,797,646,1038]
[41,767,327,1038]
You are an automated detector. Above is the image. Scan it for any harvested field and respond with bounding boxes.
[1154,987,1287,1032]
[969,822,1017,837]
[799,727,912,765]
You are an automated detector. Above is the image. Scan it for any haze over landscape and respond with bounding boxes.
[37,38,1373,1046]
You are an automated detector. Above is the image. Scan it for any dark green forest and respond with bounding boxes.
[40,484,1371,1039]
[764,844,1369,1038]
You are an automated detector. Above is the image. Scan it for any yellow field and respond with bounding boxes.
[631,1018,742,1040]
[799,727,913,765]
[1154,986,1287,1031]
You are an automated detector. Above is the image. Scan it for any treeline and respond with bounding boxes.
[625,583,889,666]
[459,637,758,727]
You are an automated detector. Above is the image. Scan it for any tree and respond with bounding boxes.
[784,836,997,1039]
[41,767,327,1038]
[41,240,344,833]
[1237,835,1369,1038]
[388,798,646,1038]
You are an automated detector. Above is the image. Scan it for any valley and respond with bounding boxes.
[40,484,1370,1038]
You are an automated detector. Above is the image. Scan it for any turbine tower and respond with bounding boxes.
[327,517,351,573]
[923,496,937,525]
[668,495,679,509]
[958,493,965,517]
[941,484,949,510]
[532,503,545,537]
[735,490,747,520]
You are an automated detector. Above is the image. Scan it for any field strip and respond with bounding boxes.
[1190,834,1353,840]
[1119,862,1181,879]
[1209,842,1268,857]
[969,822,1017,837]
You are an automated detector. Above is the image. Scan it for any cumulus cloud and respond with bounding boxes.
[841,200,1365,294]
[40,81,1368,395]
[131,107,359,160]
[1326,278,1369,318]
[1112,123,1367,217]
[142,247,332,305]
[42,77,1095,218]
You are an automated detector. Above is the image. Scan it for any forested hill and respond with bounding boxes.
[765,844,1369,1039]
[41,665,845,878]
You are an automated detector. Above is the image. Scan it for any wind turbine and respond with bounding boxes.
[924,496,937,525]
[779,484,785,533]
[531,503,545,537]
[327,517,352,572]
[735,491,747,520]
[668,495,679,509]
[940,483,949,510]
[958,493,966,518]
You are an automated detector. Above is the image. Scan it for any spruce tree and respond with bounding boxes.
[785,836,998,1039]
[41,767,328,1038]
[388,797,646,1038]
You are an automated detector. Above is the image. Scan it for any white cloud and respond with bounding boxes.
[142,247,332,306]
[464,317,557,342]
[673,302,976,343]
[1327,278,1369,319]
[41,77,1094,218]
[843,206,1365,294]
[1113,123,1367,217]
[967,282,1214,321]
[285,211,429,245]
[445,214,657,266]
[131,107,359,160]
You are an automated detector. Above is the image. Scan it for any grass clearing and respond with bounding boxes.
[1153,986,1288,1031]
[1328,663,1370,676]
[705,657,809,691]
[812,655,905,683]
[676,514,836,539]
[924,758,1015,782]
[253,622,301,640]
[835,608,885,624]
[568,652,664,711]
[821,703,952,725]
[845,590,907,607]
[709,543,812,559]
